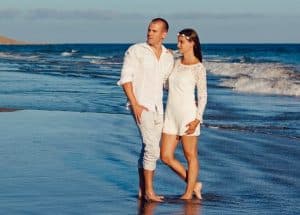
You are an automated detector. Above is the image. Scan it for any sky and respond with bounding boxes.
[0,0,300,43]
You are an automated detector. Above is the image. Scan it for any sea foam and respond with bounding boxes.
[0,52,38,60]
[205,62,300,96]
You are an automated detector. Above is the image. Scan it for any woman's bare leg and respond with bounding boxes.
[161,133,187,179]
[161,133,202,199]
[180,135,199,200]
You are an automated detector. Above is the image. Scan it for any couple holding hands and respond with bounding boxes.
[118,17,207,202]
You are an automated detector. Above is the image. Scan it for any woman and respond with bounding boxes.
[161,28,207,200]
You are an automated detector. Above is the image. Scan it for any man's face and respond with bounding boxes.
[147,21,167,46]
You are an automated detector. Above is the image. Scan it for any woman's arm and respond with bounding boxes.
[195,65,207,124]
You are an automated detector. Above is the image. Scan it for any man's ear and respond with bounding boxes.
[162,32,167,40]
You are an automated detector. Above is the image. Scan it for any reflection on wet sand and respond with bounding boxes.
[182,199,202,215]
[138,197,202,215]
[138,200,159,215]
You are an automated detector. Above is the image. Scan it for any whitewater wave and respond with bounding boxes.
[81,55,122,65]
[90,59,104,64]
[88,56,122,65]
[205,62,300,97]
[61,52,73,57]
[90,60,122,65]
[82,55,106,60]
[204,123,299,139]
[206,56,264,63]
[60,49,78,57]
[0,52,38,60]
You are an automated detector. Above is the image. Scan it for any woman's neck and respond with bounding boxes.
[181,52,199,65]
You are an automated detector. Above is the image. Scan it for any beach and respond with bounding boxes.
[0,109,299,214]
[0,43,299,214]
[0,35,26,45]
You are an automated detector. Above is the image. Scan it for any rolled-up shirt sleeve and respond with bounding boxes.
[195,65,207,123]
[117,46,139,86]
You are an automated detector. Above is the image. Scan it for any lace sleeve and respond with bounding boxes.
[195,64,207,123]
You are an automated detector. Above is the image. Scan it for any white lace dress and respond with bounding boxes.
[163,60,207,136]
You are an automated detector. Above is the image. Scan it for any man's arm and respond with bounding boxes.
[122,82,148,124]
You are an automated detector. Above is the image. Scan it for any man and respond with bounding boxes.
[118,18,174,202]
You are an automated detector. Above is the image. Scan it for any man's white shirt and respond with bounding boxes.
[118,43,174,114]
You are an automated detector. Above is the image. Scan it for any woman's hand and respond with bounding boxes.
[184,119,200,135]
[131,103,148,124]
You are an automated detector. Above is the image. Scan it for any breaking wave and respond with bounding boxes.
[0,52,39,60]
[61,49,78,57]
[205,62,300,97]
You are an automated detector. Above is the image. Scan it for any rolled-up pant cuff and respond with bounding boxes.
[137,111,163,171]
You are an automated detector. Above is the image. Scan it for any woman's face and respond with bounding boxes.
[177,35,194,54]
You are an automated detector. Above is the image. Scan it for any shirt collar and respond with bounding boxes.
[142,42,169,54]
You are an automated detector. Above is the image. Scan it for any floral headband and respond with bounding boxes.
[177,33,191,40]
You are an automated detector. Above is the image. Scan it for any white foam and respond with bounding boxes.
[0,52,38,60]
[82,55,106,60]
[89,59,122,65]
[205,62,300,96]
[61,52,73,57]
[90,59,101,64]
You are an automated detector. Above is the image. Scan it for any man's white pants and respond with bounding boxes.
[137,110,163,171]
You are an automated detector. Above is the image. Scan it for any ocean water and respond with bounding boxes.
[0,44,299,214]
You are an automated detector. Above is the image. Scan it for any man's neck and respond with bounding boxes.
[148,43,163,60]
[148,42,162,50]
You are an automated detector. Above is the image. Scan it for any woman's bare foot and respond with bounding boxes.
[193,182,202,199]
[180,193,193,200]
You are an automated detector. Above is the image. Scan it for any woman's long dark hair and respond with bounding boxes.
[178,28,202,62]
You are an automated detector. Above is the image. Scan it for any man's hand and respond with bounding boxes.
[122,82,148,124]
[131,104,148,124]
[184,119,200,135]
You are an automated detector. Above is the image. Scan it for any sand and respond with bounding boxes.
[0,35,26,45]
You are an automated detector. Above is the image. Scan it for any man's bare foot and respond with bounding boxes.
[193,182,202,199]
[144,192,164,202]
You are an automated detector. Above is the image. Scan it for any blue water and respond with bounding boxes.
[0,44,299,214]
[1,44,299,138]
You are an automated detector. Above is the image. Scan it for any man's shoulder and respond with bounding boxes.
[162,46,175,58]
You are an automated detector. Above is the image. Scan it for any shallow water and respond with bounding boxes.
[0,44,299,214]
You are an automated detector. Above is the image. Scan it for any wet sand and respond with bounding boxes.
[0,110,298,214]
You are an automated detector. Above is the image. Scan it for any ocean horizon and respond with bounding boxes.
[0,43,299,214]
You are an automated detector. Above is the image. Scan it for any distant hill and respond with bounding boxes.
[0,35,26,45]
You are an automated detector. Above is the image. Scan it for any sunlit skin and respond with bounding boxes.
[147,21,167,59]
[177,36,199,65]
[161,34,202,200]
